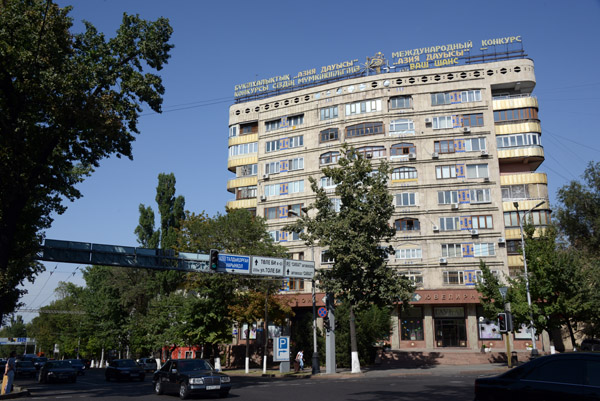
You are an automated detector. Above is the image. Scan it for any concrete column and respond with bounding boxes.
[424,305,434,349]
[391,306,400,349]
[466,304,479,350]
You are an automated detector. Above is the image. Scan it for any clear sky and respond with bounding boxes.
[16,0,600,321]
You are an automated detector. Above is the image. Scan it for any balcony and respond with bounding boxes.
[226,176,257,193]
[495,121,541,136]
[500,172,547,186]
[227,154,258,172]
[492,95,538,111]
[497,146,544,170]
[226,198,257,210]
[228,133,258,147]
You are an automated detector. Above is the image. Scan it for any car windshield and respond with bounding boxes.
[116,360,138,367]
[49,361,71,369]
[178,359,213,372]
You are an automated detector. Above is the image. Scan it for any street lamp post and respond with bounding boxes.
[514,200,545,357]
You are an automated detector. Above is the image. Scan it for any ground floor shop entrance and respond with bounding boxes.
[434,318,467,347]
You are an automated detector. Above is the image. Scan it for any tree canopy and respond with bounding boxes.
[0,0,173,324]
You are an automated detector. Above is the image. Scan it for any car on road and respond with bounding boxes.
[105,359,145,381]
[153,358,231,399]
[16,360,37,378]
[474,352,600,400]
[581,338,600,351]
[38,360,77,383]
[65,359,86,375]
[32,356,48,370]
[137,357,158,372]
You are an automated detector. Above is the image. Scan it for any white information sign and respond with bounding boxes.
[273,336,290,362]
[284,260,315,279]
[251,256,284,277]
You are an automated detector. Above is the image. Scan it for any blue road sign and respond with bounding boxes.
[219,254,251,275]
[273,336,290,362]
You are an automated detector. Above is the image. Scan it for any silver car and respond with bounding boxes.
[137,357,158,372]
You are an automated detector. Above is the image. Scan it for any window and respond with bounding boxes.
[268,230,280,243]
[403,272,424,288]
[320,151,340,165]
[330,198,342,212]
[431,92,453,106]
[345,99,382,116]
[466,164,489,178]
[391,143,416,156]
[321,250,334,264]
[265,140,280,153]
[264,184,280,197]
[477,305,502,340]
[501,185,529,200]
[264,161,280,175]
[474,243,495,257]
[494,107,538,123]
[506,240,520,255]
[436,165,457,179]
[464,137,486,152]
[264,207,278,220]
[288,157,304,171]
[496,133,542,148]
[462,113,484,127]
[438,190,459,204]
[434,140,455,153]
[392,167,417,180]
[389,119,415,134]
[287,114,304,126]
[289,135,303,148]
[473,269,499,284]
[229,142,258,157]
[442,244,462,258]
[236,186,256,200]
[472,215,493,229]
[356,146,386,159]
[439,217,460,231]
[470,188,491,203]
[432,90,481,106]
[320,128,339,143]
[240,122,258,135]
[443,271,464,285]
[395,218,420,232]
[266,135,303,153]
[504,210,551,227]
[524,360,583,385]
[265,119,281,132]
[320,176,336,189]
[395,248,422,259]
[288,180,304,194]
[400,307,424,340]
[238,164,257,177]
[461,90,482,103]
[346,122,384,138]
[320,106,338,120]
[390,96,412,109]
[396,192,416,207]
[433,116,453,129]
[288,278,305,291]
[229,125,238,138]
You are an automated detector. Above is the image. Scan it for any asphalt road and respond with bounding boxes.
[12,368,485,400]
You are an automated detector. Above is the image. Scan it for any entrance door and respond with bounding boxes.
[435,318,467,347]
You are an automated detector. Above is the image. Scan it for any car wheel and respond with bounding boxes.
[179,383,189,400]
[154,381,164,395]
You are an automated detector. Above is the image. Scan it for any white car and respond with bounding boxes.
[136,357,157,372]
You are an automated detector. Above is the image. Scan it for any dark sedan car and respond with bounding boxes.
[153,359,231,399]
[474,352,600,401]
[65,359,86,375]
[105,359,145,381]
[16,360,37,378]
[32,356,48,370]
[38,360,77,383]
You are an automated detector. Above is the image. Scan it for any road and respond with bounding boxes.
[13,368,486,400]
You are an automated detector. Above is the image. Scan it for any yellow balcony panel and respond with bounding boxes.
[503,200,550,212]
[227,155,258,172]
[508,255,523,267]
[500,172,547,186]
[504,228,521,240]
[226,198,257,210]
[391,179,418,185]
[495,122,541,135]
[227,176,258,192]
[228,133,258,147]
[493,96,538,111]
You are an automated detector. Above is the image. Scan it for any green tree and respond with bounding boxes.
[285,145,414,373]
[0,315,27,357]
[0,0,173,324]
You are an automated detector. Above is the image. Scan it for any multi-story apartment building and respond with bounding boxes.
[226,40,550,352]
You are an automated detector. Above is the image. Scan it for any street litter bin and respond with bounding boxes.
[293,360,300,372]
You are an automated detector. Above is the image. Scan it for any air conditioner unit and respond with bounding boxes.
[262,174,270,180]
[462,127,471,133]
[432,225,439,232]
[260,195,267,202]
[451,203,459,209]
[498,237,506,244]
[439,257,447,264]
[483,177,490,182]
[480,150,489,157]
[425,117,432,124]
[471,229,479,236]
[408,152,417,160]
[432,152,439,159]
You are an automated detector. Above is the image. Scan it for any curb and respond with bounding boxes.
[0,386,30,400]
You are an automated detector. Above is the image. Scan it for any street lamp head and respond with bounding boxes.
[534,201,545,209]
[513,201,519,209]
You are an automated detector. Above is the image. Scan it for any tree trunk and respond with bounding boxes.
[349,304,360,373]
[565,319,577,351]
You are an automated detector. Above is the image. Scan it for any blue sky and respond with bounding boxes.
[16,0,600,321]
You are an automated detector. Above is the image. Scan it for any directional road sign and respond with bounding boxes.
[219,254,251,275]
[251,256,284,277]
[273,336,290,362]
[284,260,315,279]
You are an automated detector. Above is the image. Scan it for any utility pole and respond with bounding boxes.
[325,293,336,374]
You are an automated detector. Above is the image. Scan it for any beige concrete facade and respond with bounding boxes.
[227,57,549,352]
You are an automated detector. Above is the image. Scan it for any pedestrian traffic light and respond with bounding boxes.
[209,249,219,270]
[498,312,508,333]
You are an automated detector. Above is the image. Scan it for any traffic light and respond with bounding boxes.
[323,317,331,332]
[209,249,219,270]
[498,312,508,333]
